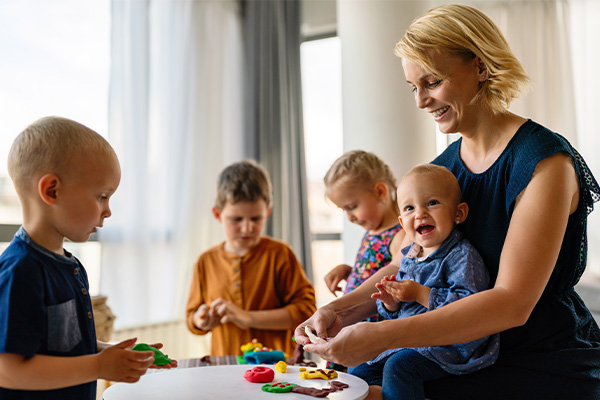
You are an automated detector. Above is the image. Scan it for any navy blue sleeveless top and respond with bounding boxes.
[427,119,600,398]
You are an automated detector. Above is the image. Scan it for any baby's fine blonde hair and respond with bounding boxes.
[401,164,463,205]
[324,150,398,211]
[7,116,116,195]
[395,4,530,114]
[214,160,273,210]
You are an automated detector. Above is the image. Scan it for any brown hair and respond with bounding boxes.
[214,160,273,210]
[395,4,530,114]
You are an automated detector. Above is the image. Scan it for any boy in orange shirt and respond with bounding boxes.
[185,160,316,356]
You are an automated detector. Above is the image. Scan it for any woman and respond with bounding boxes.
[295,4,600,399]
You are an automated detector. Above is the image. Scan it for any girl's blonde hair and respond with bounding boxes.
[395,4,530,114]
[324,150,399,212]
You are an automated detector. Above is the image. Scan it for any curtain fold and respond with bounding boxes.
[244,0,313,279]
[101,0,244,328]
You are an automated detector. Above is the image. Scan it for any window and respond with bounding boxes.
[301,37,345,307]
[0,0,110,295]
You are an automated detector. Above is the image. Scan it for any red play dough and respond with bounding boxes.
[243,366,275,383]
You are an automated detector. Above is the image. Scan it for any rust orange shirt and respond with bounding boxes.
[185,237,316,356]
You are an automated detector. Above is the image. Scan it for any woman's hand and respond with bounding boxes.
[324,264,352,296]
[303,322,388,367]
[294,306,344,346]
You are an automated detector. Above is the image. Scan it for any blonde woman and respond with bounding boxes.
[296,5,600,399]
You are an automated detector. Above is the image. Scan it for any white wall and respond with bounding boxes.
[337,1,437,262]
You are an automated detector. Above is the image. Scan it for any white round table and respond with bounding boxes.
[103,365,368,400]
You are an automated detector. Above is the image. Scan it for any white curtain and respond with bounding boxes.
[101,0,244,328]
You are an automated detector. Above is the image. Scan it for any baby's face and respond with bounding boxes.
[397,173,461,255]
[53,153,121,242]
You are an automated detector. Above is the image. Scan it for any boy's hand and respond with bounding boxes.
[324,264,352,296]
[379,278,431,309]
[146,343,178,369]
[371,275,401,311]
[211,298,250,329]
[96,338,155,383]
[193,304,221,331]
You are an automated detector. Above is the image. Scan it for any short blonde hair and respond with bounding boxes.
[395,4,530,114]
[401,164,462,205]
[214,160,273,210]
[7,116,116,195]
[324,150,399,210]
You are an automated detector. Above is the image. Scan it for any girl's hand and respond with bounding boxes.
[324,264,352,296]
[211,298,250,329]
[192,303,221,331]
[371,275,401,311]
[381,279,431,308]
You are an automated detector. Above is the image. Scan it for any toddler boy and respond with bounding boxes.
[0,117,158,399]
[185,160,316,356]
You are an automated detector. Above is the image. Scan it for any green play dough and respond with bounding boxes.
[132,343,172,366]
[261,382,298,393]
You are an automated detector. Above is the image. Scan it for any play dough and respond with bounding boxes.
[261,382,298,393]
[243,366,275,383]
[300,369,338,380]
[275,361,287,373]
[132,343,172,366]
[304,326,327,344]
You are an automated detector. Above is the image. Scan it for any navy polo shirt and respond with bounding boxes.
[0,227,97,399]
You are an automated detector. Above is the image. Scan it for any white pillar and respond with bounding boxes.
[337,0,438,262]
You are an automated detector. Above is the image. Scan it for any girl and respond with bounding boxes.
[323,150,402,319]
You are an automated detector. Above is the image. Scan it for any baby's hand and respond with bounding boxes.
[96,338,155,383]
[211,298,250,329]
[324,264,352,296]
[381,279,431,308]
[371,275,401,311]
[193,303,221,331]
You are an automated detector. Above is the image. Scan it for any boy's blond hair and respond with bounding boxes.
[395,4,530,114]
[401,164,463,205]
[324,150,399,212]
[7,116,116,196]
[214,160,273,210]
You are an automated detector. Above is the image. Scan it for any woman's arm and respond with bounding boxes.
[302,153,579,366]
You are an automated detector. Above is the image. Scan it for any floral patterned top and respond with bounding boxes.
[344,223,402,322]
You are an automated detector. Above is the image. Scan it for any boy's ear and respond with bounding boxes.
[212,206,222,222]
[38,174,60,205]
[455,202,469,224]
[397,216,403,228]
[266,206,273,219]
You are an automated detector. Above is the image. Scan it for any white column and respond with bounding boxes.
[337,0,438,262]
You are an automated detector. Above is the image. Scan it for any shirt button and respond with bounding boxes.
[87,311,93,319]
[235,282,240,287]
[81,288,88,295]
[74,268,79,275]
[234,268,239,273]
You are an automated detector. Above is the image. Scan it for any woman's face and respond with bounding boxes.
[402,52,484,134]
